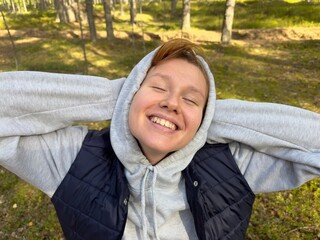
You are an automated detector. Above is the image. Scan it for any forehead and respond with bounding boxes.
[145,58,209,96]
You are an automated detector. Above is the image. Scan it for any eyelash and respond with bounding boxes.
[184,98,198,106]
[152,86,166,92]
[151,86,199,106]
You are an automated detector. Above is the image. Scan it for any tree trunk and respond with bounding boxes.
[55,0,77,23]
[1,0,10,11]
[138,0,142,14]
[33,0,37,9]
[171,0,177,17]
[103,0,115,40]
[119,0,124,16]
[40,0,46,11]
[1,10,18,69]
[221,0,235,44]
[17,0,22,13]
[182,0,190,31]
[22,0,28,12]
[86,0,97,41]
[76,0,88,74]
[129,0,136,24]
[10,0,16,13]
[54,0,68,23]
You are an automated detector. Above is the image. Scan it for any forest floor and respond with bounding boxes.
[1,26,320,44]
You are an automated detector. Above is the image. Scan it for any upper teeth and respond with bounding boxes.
[151,116,177,130]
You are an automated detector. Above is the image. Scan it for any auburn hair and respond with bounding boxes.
[150,38,209,87]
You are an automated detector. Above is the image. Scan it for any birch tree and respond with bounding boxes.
[9,0,16,13]
[171,0,177,17]
[119,0,124,16]
[129,0,136,24]
[221,0,236,44]
[182,0,190,31]
[76,0,88,74]
[1,10,18,69]
[103,0,115,40]
[86,0,97,41]
[54,0,68,23]
[22,0,28,12]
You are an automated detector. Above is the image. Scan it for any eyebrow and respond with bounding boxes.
[149,73,207,100]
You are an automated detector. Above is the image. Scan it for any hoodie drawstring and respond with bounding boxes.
[141,166,159,240]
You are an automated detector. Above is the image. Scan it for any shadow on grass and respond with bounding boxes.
[191,1,320,30]
[0,167,64,239]
[201,40,320,110]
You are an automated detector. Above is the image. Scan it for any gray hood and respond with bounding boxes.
[110,47,216,239]
[110,47,216,176]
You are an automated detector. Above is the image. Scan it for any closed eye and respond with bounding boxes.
[152,86,166,92]
[183,98,198,106]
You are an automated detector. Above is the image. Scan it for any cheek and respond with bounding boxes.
[187,109,204,133]
[128,92,147,135]
[128,97,139,134]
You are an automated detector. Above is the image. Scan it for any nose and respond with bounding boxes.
[159,94,181,114]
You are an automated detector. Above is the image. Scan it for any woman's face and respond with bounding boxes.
[128,58,208,165]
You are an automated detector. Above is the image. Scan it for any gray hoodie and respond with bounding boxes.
[0,47,320,239]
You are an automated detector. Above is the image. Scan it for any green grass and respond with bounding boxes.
[0,0,320,239]
[191,0,320,30]
[233,1,320,29]
[0,169,64,239]
[248,181,320,239]
[0,9,70,31]
[202,40,320,111]
[3,0,320,33]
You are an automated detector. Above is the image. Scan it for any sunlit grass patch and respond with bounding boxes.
[0,9,63,31]
[234,1,320,29]
[14,38,86,73]
[202,40,320,110]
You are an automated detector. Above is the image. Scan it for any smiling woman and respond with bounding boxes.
[0,38,320,240]
[128,58,208,165]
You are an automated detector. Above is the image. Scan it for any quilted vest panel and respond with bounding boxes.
[183,143,255,240]
[51,128,130,240]
[52,128,254,240]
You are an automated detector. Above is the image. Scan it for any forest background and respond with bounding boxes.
[0,0,320,238]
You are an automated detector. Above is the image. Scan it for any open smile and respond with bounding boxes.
[150,116,177,131]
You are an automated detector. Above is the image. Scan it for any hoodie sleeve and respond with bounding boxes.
[0,71,124,196]
[207,99,320,193]
[0,71,125,137]
[0,126,87,197]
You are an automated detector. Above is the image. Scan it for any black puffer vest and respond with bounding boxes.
[183,143,255,240]
[51,128,255,240]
